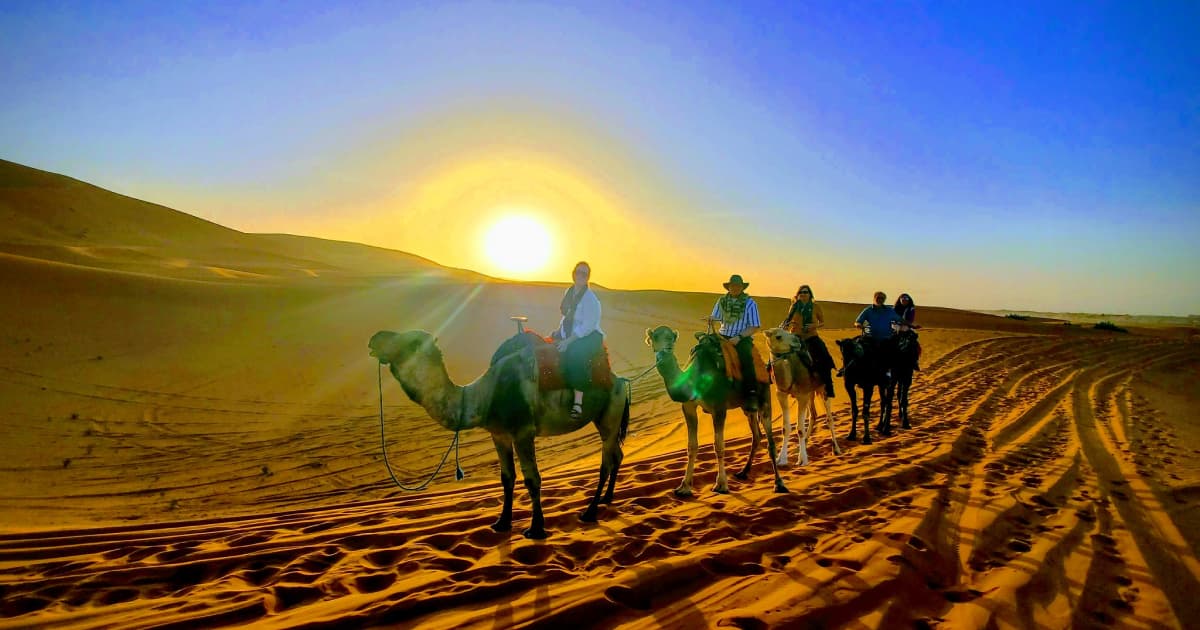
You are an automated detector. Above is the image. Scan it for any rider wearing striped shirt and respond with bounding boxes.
[710,274,761,409]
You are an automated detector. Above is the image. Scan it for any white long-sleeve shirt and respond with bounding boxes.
[559,288,604,339]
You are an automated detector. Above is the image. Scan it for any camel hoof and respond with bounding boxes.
[846,433,858,442]
[490,520,512,533]
[862,436,873,445]
[673,487,693,498]
[579,510,598,524]
[523,527,549,540]
[713,486,730,495]
[774,482,789,494]
[733,470,749,481]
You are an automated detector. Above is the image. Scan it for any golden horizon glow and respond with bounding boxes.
[480,212,554,277]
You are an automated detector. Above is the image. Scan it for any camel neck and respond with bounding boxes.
[655,349,693,403]
[390,356,477,432]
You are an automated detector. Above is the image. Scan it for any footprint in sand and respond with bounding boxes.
[354,572,397,594]
[604,584,652,610]
[272,584,322,611]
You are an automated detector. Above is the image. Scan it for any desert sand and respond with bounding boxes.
[2,159,1198,628]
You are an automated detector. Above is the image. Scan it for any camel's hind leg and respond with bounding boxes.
[674,403,700,498]
[734,403,761,481]
[797,395,812,466]
[756,394,788,493]
[821,395,842,455]
[776,390,793,466]
[712,409,730,494]
[490,435,516,533]
[582,419,622,521]
[513,434,547,539]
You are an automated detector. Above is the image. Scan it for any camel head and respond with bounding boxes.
[644,326,678,354]
[368,330,442,367]
[763,327,804,355]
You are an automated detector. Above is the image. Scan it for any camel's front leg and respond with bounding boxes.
[712,409,730,494]
[797,396,812,466]
[513,434,547,539]
[674,403,700,498]
[776,391,793,466]
[822,395,842,456]
[491,435,516,533]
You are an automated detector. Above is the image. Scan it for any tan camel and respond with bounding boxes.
[368,330,631,539]
[644,326,786,496]
[763,328,841,466]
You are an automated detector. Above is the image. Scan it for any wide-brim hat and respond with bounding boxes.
[723,274,748,289]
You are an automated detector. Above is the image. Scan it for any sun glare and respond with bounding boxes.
[482,214,553,276]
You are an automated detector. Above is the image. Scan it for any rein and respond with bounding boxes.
[377,363,465,491]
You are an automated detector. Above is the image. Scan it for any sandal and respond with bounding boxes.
[570,403,583,420]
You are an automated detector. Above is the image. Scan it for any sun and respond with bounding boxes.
[481,213,553,276]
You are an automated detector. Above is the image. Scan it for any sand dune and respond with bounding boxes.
[2,160,1198,628]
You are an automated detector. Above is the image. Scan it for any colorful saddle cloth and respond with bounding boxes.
[718,337,770,385]
[516,331,614,392]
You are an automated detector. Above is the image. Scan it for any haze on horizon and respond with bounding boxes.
[1,2,1197,316]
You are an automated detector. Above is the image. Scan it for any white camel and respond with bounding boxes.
[763,327,842,466]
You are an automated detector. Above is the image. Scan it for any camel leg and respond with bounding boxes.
[674,403,700,498]
[878,380,894,436]
[822,395,842,455]
[583,434,619,523]
[862,386,873,445]
[602,443,623,504]
[751,391,787,492]
[900,378,911,429]
[776,391,792,466]
[797,395,812,466]
[712,409,730,494]
[846,382,859,442]
[491,435,516,533]
[513,434,547,540]
[735,403,761,480]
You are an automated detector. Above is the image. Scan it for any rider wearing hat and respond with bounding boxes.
[710,274,762,409]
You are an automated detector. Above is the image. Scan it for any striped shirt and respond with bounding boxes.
[710,296,761,338]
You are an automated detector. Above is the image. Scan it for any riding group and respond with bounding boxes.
[552,261,922,443]
[369,260,925,539]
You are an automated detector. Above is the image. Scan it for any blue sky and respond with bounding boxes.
[2,1,1197,315]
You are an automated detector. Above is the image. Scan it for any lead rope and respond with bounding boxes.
[377,363,464,491]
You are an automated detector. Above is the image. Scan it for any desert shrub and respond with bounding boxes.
[1094,321,1128,333]
[1005,313,1030,320]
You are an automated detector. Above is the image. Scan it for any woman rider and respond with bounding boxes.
[781,284,836,397]
[893,292,921,371]
[554,261,605,419]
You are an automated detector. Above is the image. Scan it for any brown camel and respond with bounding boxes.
[368,330,631,539]
[644,326,786,496]
[763,328,842,467]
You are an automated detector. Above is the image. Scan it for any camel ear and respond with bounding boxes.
[670,329,678,342]
[644,328,653,346]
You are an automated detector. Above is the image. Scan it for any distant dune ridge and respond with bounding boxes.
[1,158,1198,628]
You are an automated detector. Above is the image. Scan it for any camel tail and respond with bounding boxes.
[619,377,631,445]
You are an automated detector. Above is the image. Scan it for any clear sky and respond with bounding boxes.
[2,1,1198,315]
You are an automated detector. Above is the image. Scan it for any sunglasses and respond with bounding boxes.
[799,290,811,294]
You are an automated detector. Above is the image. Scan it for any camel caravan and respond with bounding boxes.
[369,268,922,538]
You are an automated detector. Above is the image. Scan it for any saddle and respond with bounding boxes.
[693,333,769,385]
[512,331,614,392]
